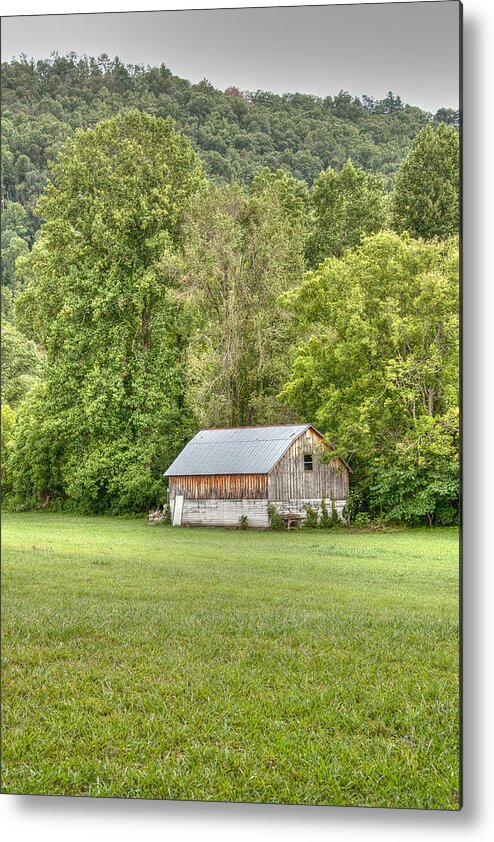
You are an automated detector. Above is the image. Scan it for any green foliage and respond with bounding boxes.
[250,167,310,228]
[268,503,284,530]
[8,111,203,512]
[2,384,61,508]
[391,124,459,240]
[317,498,339,528]
[352,512,371,528]
[1,54,459,523]
[1,404,16,484]
[369,410,459,526]
[238,514,249,530]
[281,232,459,525]
[1,319,44,407]
[0,284,14,322]
[180,177,305,427]
[304,505,319,528]
[319,496,331,529]
[1,287,14,321]
[1,201,31,291]
[306,161,387,266]
[1,53,453,252]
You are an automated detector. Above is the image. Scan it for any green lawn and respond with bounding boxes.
[1,513,460,808]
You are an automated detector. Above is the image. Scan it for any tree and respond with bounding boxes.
[280,232,459,524]
[179,174,306,428]
[1,320,44,408]
[10,111,203,512]
[3,53,436,245]
[391,124,459,240]
[306,161,386,267]
[250,166,309,228]
[0,233,29,290]
[1,287,13,321]
[433,108,460,129]
[1,202,30,290]
[1,404,16,483]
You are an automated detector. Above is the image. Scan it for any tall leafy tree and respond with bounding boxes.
[280,232,459,524]
[9,111,204,512]
[391,124,459,240]
[306,161,386,267]
[179,174,306,427]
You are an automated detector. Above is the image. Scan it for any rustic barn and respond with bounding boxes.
[164,425,350,528]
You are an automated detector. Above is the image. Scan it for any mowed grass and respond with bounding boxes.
[1,513,459,808]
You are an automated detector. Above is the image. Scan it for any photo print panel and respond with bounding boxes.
[1,1,461,809]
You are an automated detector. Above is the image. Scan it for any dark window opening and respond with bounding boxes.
[304,453,313,472]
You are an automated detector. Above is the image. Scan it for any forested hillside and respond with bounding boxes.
[2,54,458,243]
[1,55,460,525]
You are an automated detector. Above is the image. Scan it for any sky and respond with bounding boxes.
[1,2,461,113]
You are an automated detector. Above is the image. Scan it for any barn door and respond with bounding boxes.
[172,494,184,527]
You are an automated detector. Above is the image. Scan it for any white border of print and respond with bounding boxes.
[1,2,493,841]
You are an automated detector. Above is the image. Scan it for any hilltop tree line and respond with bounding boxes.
[2,53,458,248]
[1,60,459,525]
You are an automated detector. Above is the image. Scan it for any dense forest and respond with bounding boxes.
[1,54,459,245]
[1,55,460,524]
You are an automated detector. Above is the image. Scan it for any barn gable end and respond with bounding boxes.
[268,427,349,505]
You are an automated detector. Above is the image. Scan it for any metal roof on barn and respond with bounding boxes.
[164,425,313,477]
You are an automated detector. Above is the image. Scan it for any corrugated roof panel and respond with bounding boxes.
[165,425,310,476]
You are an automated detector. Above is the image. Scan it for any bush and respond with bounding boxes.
[434,501,459,526]
[268,503,284,530]
[330,496,339,527]
[320,496,331,528]
[353,512,371,527]
[239,514,249,529]
[304,505,318,528]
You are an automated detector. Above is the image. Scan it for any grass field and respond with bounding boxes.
[1,513,460,808]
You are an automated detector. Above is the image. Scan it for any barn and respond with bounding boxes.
[164,424,350,528]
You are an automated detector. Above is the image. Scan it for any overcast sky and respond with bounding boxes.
[1,2,461,113]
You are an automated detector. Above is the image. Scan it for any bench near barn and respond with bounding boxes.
[164,425,350,529]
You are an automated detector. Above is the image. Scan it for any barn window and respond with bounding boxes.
[304,453,313,471]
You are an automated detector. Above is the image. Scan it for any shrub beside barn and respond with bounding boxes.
[164,425,350,528]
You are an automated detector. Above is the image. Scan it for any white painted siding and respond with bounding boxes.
[181,499,269,528]
[270,498,347,520]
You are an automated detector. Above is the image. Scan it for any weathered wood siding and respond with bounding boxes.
[169,474,268,501]
[268,428,349,502]
[181,499,269,528]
